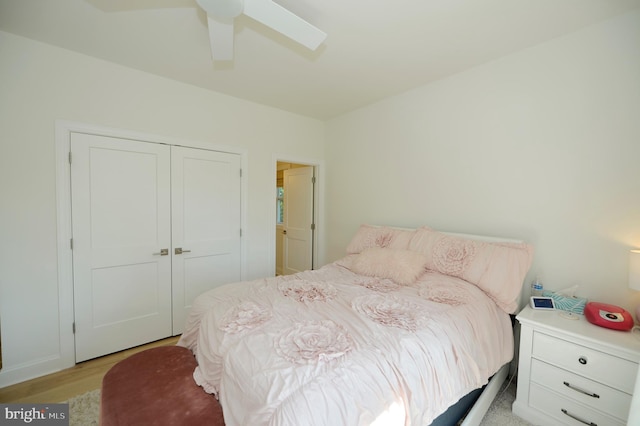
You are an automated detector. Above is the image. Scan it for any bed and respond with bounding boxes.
[178,225,534,425]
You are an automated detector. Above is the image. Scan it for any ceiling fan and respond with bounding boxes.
[195,0,326,61]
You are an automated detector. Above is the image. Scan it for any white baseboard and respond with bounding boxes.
[0,355,72,388]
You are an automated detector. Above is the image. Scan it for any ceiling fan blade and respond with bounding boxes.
[243,0,326,50]
[196,0,243,18]
[205,15,235,61]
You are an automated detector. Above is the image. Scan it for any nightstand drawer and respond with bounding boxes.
[532,331,638,393]
[530,359,632,419]
[529,382,626,426]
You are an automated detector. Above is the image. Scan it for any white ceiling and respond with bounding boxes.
[1,0,639,119]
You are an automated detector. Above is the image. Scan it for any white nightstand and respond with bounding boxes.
[512,306,640,426]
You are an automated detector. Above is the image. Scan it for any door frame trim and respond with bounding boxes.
[55,120,247,368]
[271,154,324,276]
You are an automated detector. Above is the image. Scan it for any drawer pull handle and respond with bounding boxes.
[563,381,600,398]
[578,356,587,365]
[561,408,597,426]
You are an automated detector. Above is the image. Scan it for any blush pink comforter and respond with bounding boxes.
[178,259,513,425]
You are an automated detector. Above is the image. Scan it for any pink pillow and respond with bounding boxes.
[350,247,428,285]
[408,227,533,313]
[346,224,416,254]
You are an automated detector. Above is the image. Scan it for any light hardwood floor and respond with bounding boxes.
[0,336,180,403]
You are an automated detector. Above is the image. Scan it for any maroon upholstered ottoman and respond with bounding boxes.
[100,345,225,426]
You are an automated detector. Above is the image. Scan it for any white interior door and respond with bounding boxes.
[283,166,314,275]
[171,146,242,334]
[71,133,172,362]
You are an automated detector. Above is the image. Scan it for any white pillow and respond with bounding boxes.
[346,224,416,254]
[408,227,534,313]
[350,247,428,285]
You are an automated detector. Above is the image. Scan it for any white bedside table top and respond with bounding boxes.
[516,306,640,362]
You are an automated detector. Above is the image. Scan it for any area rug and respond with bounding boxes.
[67,381,532,425]
[66,388,100,426]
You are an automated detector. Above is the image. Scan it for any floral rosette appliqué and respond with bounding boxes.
[352,294,428,331]
[275,320,354,364]
[219,301,272,333]
[354,277,401,293]
[278,280,338,303]
[364,230,393,249]
[432,236,477,277]
[418,281,471,306]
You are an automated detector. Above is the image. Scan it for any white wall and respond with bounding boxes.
[2,9,640,389]
[0,31,324,386]
[325,11,640,314]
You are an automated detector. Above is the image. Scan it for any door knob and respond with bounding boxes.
[175,248,191,255]
[152,248,169,256]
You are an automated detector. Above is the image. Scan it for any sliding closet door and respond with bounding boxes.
[171,146,242,334]
[71,133,172,362]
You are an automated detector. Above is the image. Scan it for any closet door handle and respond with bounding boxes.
[153,249,169,256]
[175,248,191,255]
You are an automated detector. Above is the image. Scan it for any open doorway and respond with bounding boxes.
[276,162,316,275]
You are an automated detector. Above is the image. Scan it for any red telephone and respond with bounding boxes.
[584,302,634,331]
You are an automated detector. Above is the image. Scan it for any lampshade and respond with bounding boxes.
[630,250,640,291]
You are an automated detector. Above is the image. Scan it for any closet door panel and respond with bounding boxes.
[71,133,172,362]
[171,146,242,334]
